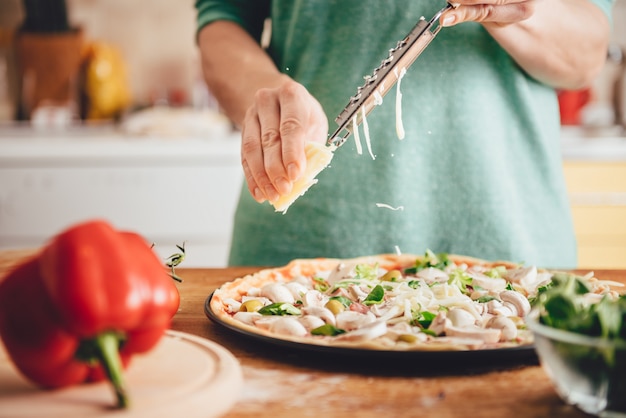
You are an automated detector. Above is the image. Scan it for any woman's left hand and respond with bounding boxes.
[440,0,610,90]
[442,0,536,27]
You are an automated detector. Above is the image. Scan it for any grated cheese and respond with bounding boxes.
[352,115,363,155]
[373,90,383,106]
[361,106,376,160]
[375,203,404,211]
[394,67,406,140]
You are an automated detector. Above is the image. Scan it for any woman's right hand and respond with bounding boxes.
[241,77,329,203]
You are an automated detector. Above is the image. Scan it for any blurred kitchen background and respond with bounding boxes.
[0,0,625,268]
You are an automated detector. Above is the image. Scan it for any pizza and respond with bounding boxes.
[208,251,615,351]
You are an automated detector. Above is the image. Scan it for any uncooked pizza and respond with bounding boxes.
[207,251,616,351]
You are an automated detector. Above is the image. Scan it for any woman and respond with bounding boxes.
[195,0,613,267]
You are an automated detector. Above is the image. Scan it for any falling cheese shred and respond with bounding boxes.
[394,67,406,140]
[271,141,335,214]
[375,203,404,211]
[361,106,375,160]
[352,115,363,155]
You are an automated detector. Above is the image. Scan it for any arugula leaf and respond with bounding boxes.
[313,277,329,292]
[311,324,346,336]
[411,310,437,329]
[448,269,473,292]
[405,249,452,274]
[355,263,379,281]
[537,274,625,340]
[595,296,623,339]
[258,302,301,316]
[363,285,385,305]
[485,266,507,278]
[407,280,422,289]
[476,295,497,303]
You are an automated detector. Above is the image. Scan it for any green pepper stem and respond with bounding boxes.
[94,332,129,408]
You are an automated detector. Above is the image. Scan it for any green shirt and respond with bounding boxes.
[196,0,613,269]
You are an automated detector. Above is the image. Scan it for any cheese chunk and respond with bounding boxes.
[271,141,335,213]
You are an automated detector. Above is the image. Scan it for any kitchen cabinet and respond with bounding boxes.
[563,161,626,269]
[0,125,243,267]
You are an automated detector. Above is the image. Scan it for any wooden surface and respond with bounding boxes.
[1,250,625,418]
[0,330,242,417]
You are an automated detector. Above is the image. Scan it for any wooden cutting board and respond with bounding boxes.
[0,330,243,418]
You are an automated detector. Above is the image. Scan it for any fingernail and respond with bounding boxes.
[287,163,300,181]
[275,177,292,195]
[253,187,266,202]
[264,185,279,203]
[442,14,456,27]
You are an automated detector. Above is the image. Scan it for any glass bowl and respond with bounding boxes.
[527,310,626,417]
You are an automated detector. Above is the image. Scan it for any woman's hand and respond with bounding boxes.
[442,0,536,27]
[198,21,329,203]
[441,0,610,90]
[241,78,328,203]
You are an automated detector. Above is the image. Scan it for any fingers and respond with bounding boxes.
[241,106,274,203]
[257,88,293,199]
[278,82,310,182]
[241,80,328,204]
[442,0,535,27]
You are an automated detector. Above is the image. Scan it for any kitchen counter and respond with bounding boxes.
[561,126,626,161]
[0,124,243,267]
[1,250,624,418]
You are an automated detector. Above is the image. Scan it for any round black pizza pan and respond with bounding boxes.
[204,292,538,375]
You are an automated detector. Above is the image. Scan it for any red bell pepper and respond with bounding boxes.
[0,220,180,408]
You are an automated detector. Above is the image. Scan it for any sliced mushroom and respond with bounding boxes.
[468,272,508,292]
[285,281,309,300]
[504,265,534,284]
[349,284,369,300]
[336,320,387,342]
[506,266,552,295]
[499,290,531,317]
[246,286,261,297]
[222,298,242,313]
[486,316,518,341]
[470,289,489,301]
[301,306,336,326]
[485,299,514,316]
[233,311,262,326]
[370,304,402,321]
[428,311,450,336]
[302,290,326,307]
[299,315,326,331]
[416,267,448,284]
[447,308,476,328]
[260,283,295,304]
[269,317,308,337]
[327,262,357,286]
[444,324,501,345]
[336,310,375,331]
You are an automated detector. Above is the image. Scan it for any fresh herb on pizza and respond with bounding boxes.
[209,251,619,351]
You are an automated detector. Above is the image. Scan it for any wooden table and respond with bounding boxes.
[1,250,624,418]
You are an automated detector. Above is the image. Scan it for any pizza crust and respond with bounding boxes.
[270,141,335,213]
